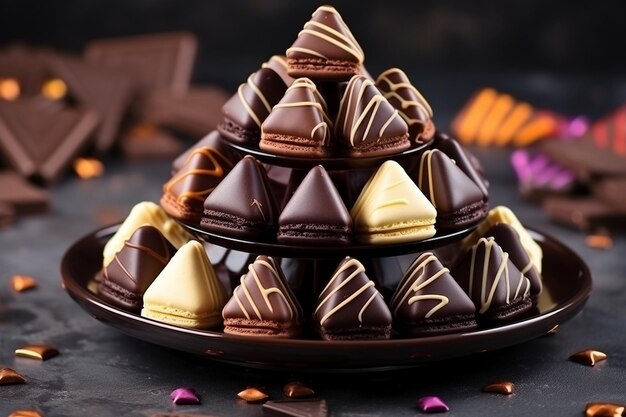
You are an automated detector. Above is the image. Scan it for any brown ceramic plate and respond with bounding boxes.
[61,224,592,371]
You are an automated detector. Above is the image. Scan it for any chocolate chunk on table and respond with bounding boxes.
[0,44,49,98]
[543,196,626,231]
[0,171,50,215]
[84,32,197,95]
[594,177,626,213]
[0,202,15,227]
[0,99,99,183]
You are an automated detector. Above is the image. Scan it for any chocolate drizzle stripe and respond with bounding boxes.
[123,240,171,265]
[377,69,433,116]
[358,292,380,323]
[263,55,288,70]
[236,74,273,127]
[390,253,450,318]
[315,259,376,325]
[418,150,436,205]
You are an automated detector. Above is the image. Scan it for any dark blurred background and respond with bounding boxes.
[2,0,626,122]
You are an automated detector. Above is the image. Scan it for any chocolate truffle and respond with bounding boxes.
[452,237,533,322]
[483,223,543,298]
[351,160,437,244]
[218,67,287,145]
[375,68,435,144]
[103,201,192,267]
[142,240,227,329]
[260,78,333,157]
[314,257,392,340]
[336,75,410,157]
[99,226,176,312]
[161,144,233,222]
[222,255,303,338]
[286,5,364,81]
[416,149,488,230]
[390,252,477,336]
[201,156,279,239]
[278,165,351,245]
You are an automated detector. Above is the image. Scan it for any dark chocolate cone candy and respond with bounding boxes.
[99,226,176,312]
[483,223,543,298]
[435,133,489,198]
[278,165,351,245]
[223,256,303,338]
[336,75,410,157]
[417,149,488,229]
[171,130,234,174]
[452,237,533,323]
[390,252,477,336]
[314,257,392,340]
[161,145,233,222]
[201,155,278,239]
[260,78,332,157]
[286,5,364,81]
[219,67,287,145]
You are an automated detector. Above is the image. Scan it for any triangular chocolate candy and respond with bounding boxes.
[417,149,488,230]
[452,237,532,322]
[218,67,287,144]
[48,55,134,152]
[286,5,364,80]
[314,257,391,340]
[103,201,192,267]
[390,252,477,336]
[483,223,542,298]
[278,165,351,245]
[336,75,409,157]
[376,68,435,144]
[85,32,197,95]
[223,255,303,338]
[351,160,437,244]
[141,240,227,329]
[435,133,489,198]
[201,155,278,239]
[171,130,234,174]
[161,144,233,222]
[262,55,295,86]
[260,78,332,156]
[0,100,99,183]
[262,399,329,417]
[99,225,176,312]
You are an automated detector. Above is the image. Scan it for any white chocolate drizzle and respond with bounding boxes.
[376,68,433,119]
[390,253,450,319]
[236,73,273,127]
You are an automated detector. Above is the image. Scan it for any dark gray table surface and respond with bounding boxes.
[1,146,625,416]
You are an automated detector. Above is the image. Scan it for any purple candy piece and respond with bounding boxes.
[511,150,532,183]
[418,396,449,413]
[170,387,200,405]
[558,115,590,139]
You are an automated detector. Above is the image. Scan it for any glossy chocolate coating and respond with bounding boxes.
[223,255,303,337]
[336,75,409,157]
[171,130,235,174]
[219,67,287,144]
[375,68,434,144]
[201,155,278,239]
[390,252,477,336]
[99,225,176,312]
[161,143,233,222]
[452,237,532,322]
[484,223,543,297]
[435,133,489,198]
[314,257,391,340]
[278,165,351,245]
[417,149,488,229]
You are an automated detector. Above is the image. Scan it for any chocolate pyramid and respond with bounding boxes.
[141,240,227,329]
[223,255,303,338]
[390,252,477,336]
[201,155,278,239]
[483,223,543,298]
[452,237,533,322]
[417,149,488,230]
[286,5,364,80]
[435,133,489,198]
[0,100,99,183]
[262,399,329,417]
[351,160,437,244]
[262,55,295,86]
[314,257,391,340]
[218,67,287,144]
[278,165,351,245]
[171,130,234,174]
[260,78,333,156]
[161,144,233,222]
[336,75,409,157]
[99,225,176,312]
[48,55,134,153]
[375,68,435,144]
